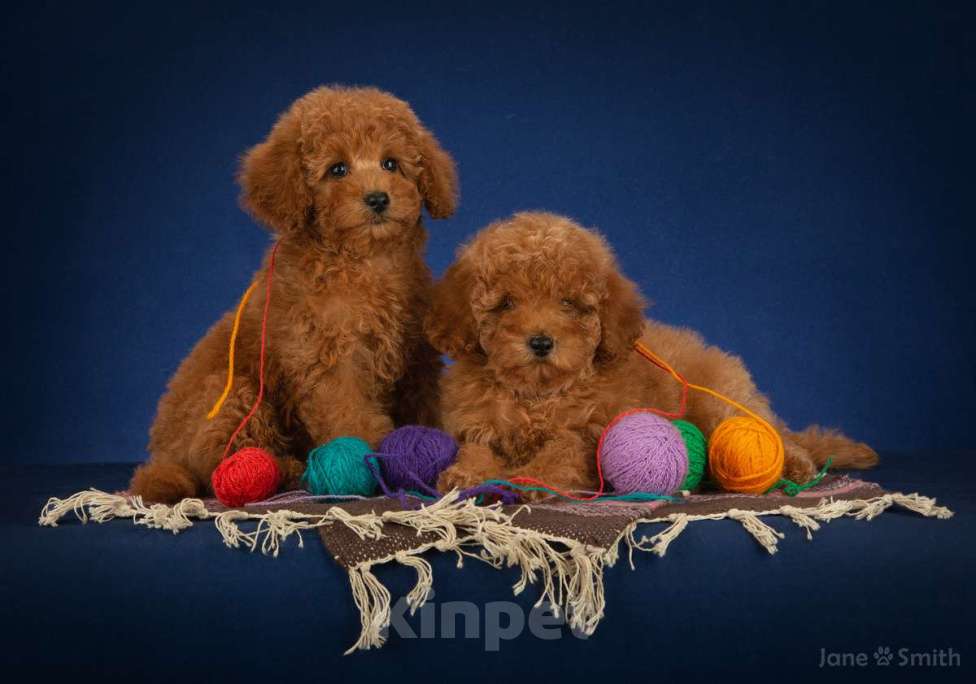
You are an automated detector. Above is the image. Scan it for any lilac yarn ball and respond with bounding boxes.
[377,426,459,489]
[601,412,689,495]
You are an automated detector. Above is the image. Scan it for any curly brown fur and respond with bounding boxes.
[131,86,458,503]
[426,212,878,497]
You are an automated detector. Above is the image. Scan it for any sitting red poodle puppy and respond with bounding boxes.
[426,212,877,495]
[130,86,457,503]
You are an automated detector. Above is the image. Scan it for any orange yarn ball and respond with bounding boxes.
[708,416,784,494]
[211,447,282,506]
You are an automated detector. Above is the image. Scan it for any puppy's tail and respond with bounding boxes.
[129,460,199,504]
[788,425,879,470]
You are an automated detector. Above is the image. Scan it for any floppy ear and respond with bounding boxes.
[416,127,458,219]
[424,257,481,359]
[595,271,646,365]
[238,104,311,233]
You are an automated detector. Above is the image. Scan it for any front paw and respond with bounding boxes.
[361,414,396,448]
[783,450,817,483]
[515,487,554,503]
[278,457,307,490]
[437,464,488,492]
[318,414,394,449]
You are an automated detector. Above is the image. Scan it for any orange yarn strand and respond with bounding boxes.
[206,280,260,420]
[634,340,782,443]
[221,242,280,461]
[635,340,785,493]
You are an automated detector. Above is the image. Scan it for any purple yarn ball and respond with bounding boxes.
[601,412,688,495]
[377,426,459,489]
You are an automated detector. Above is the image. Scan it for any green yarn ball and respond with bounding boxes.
[303,437,377,496]
[672,419,707,491]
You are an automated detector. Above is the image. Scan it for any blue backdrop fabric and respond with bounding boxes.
[2,0,973,462]
[4,456,972,682]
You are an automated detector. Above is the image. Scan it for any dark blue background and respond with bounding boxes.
[3,0,973,462]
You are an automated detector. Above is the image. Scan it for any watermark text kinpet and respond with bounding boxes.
[388,591,585,651]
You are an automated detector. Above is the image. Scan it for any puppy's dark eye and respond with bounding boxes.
[494,296,515,312]
[328,162,348,178]
[381,158,398,172]
[562,298,591,315]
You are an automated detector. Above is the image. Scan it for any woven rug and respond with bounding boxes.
[38,476,953,653]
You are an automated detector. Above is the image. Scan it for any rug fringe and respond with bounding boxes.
[339,493,611,644]
[649,514,689,557]
[396,552,434,614]
[38,489,209,533]
[620,490,954,559]
[38,487,953,653]
[728,509,785,554]
[38,488,386,557]
[345,562,392,654]
[780,505,821,540]
[213,508,384,557]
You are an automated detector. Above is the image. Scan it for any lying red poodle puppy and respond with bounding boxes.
[131,86,457,503]
[426,212,877,495]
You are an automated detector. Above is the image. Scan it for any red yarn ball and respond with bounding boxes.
[211,447,281,507]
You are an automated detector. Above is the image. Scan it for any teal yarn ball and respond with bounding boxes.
[303,437,377,496]
[672,419,707,491]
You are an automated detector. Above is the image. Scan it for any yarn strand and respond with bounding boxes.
[207,280,260,420]
[636,340,788,493]
[766,457,833,496]
[221,242,280,461]
[366,454,520,507]
[484,479,678,503]
[634,340,784,455]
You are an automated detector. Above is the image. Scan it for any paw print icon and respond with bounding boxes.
[874,647,894,666]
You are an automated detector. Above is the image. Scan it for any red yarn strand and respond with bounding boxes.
[222,242,280,461]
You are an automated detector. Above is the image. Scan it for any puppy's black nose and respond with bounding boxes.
[363,191,390,214]
[528,335,554,357]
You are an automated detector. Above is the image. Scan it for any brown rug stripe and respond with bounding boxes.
[243,476,889,569]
